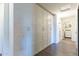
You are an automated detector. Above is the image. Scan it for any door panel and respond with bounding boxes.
[35,5,54,53]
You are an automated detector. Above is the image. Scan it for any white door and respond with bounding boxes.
[34,5,55,54]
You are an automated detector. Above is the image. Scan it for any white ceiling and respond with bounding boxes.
[40,3,78,13]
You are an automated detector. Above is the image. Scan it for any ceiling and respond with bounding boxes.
[40,3,78,13]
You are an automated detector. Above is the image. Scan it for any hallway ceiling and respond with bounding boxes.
[40,3,78,13]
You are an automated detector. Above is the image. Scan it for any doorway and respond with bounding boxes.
[61,16,73,40]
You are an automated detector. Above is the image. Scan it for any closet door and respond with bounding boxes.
[42,10,47,48]
[35,5,54,53]
[42,11,51,48]
[35,5,44,52]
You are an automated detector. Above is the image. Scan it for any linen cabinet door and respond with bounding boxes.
[35,5,44,52]
[42,11,49,48]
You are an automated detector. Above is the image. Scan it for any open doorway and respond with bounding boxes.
[61,16,73,40]
[58,7,78,55]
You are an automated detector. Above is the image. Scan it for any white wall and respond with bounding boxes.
[56,14,61,43]
[3,3,14,56]
[0,3,13,56]
[8,3,14,56]
[0,4,4,54]
[3,3,10,56]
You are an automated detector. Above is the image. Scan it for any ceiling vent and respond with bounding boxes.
[60,5,71,12]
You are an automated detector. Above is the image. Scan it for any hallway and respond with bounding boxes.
[35,39,77,56]
[0,3,78,56]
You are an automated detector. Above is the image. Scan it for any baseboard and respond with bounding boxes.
[34,43,57,56]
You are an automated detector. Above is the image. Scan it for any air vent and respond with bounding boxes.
[60,8,71,12]
[60,5,71,12]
